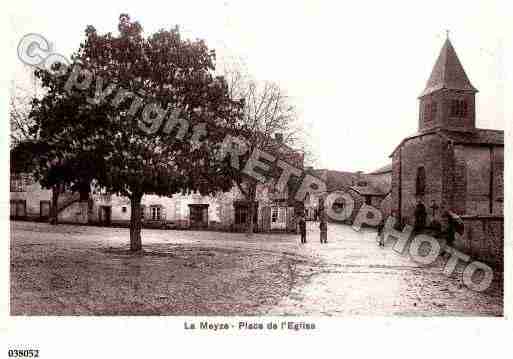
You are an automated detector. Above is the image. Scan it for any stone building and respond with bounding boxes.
[390,38,504,241]
[304,167,391,223]
[10,134,303,233]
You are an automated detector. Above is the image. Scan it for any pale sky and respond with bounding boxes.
[5,0,508,172]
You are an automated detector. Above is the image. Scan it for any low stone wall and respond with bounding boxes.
[455,215,503,269]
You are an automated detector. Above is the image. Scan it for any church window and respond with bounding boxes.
[416,166,426,195]
[423,102,437,122]
[430,101,437,120]
[423,103,431,122]
[451,99,468,118]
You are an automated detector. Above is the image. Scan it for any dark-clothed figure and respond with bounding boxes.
[319,220,327,244]
[299,217,307,244]
[414,201,427,231]
[377,219,385,247]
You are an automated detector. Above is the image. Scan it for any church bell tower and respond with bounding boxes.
[418,37,478,132]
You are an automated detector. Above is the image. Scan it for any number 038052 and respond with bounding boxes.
[8,349,39,358]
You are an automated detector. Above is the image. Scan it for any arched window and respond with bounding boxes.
[451,99,468,118]
[423,102,437,122]
[416,166,426,195]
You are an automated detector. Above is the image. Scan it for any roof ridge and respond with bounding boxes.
[419,38,477,98]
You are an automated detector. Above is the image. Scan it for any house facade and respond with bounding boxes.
[10,135,304,233]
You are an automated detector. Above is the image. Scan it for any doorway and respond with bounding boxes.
[270,206,287,230]
[99,206,112,226]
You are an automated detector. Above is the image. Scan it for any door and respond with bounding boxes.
[270,206,287,230]
[11,200,27,219]
[189,205,208,229]
[40,201,51,219]
[99,206,112,226]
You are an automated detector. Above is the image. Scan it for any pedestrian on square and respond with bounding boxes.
[319,219,327,244]
[377,219,385,247]
[298,215,307,244]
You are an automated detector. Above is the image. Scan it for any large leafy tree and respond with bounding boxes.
[30,14,242,250]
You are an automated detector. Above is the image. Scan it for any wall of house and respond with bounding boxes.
[92,192,226,228]
[11,176,301,232]
[365,172,392,194]
[58,202,88,223]
[10,181,52,220]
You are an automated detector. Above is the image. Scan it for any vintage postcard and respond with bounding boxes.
[2,0,511,357]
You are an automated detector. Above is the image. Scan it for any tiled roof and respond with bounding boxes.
[309,169,358,192]
[309,168,391,196]
[369,163,392,174]
[419,38,477,97]
[350,185,388,197]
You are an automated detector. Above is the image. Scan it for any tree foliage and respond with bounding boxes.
[30,14,243,250]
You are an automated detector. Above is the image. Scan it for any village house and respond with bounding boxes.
[10,134,304,233]
[304,167,392,223]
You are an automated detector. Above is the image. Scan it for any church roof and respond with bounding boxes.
[438,129,504,145]
[389,128,504,157]
[419,38,477,97]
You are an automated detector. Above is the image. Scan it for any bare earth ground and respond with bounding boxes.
[10,221,503,316]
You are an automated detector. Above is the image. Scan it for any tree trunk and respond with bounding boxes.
[130,193,143,252]
[246,184,257,236]
[50,184,61,225]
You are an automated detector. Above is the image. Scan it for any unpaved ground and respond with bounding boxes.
[11,222,315,315]
[10,221,503,316]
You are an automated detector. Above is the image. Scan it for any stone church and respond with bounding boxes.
[390,38,504,231]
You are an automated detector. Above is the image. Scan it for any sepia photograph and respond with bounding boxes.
[2,0,511,357]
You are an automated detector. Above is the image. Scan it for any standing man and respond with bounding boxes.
[318,196,327,244]
[299,215,307,244]
[320,219,327,244]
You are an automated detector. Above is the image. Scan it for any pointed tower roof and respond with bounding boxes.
[419,38,477,97]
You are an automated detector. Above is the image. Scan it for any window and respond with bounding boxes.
[424,102,437,122]
[430,101,437,121]
[10,174,31,192]
[271,207,279,223]
[365,196,372,205]
[150,206,161,220]
[450,99,468,118]
[121,206,127,213]
[416,166,426,195]
[423,103,431,122]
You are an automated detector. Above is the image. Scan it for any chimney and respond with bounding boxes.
[275,133,283,144]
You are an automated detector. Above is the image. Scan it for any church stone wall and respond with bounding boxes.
[394,134,444,227]
[455,216,503,269]
[453,145,503,217]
